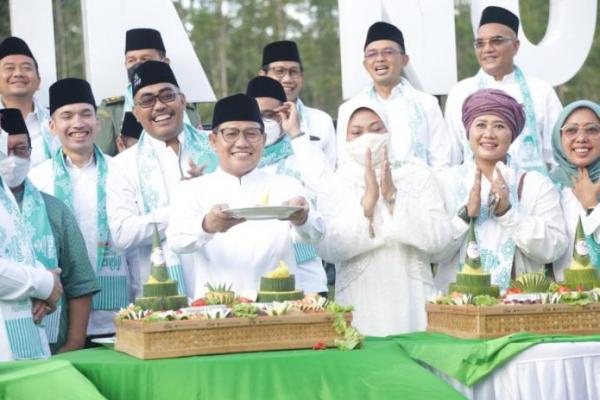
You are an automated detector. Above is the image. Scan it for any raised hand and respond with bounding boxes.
[203,204,246,233]
[572,167,600,209]
[490,166,510,215]
[379,145,396,211]
[276,101,301,138]
[467,168,482,218]
[183,159,207,180]
[361,148,379,221]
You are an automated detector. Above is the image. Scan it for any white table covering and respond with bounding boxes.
[430,342,600,400]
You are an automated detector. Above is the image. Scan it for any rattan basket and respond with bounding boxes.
[115,312,351,359]
[426,302,600,339]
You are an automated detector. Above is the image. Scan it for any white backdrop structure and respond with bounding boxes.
[7,0,599,105]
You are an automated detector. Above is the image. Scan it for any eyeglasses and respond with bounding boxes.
[364,47,403,60]
[260,110,281,122]
[473,36,516,49]
[219,127,264,144]
[560,123,600,138]
[8,144,31,158]
[135,89,180,109]
[267,66,302,79]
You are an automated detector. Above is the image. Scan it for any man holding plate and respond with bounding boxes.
[166,93,324,299]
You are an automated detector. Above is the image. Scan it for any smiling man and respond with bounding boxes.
[106,61,217,300]
[337,22,453,169]
[259,40,336,168]
[95,28,199,156]
[444,6,562,171]
[0,37,56,166]
[28,78,130,347]
[166,93,323,298]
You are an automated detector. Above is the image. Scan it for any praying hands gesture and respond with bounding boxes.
[467,168,482,218]
[490,167,511,216]
[276,102,302,138]
[361,146,396,221]
[282,196,309,226]
[203,204,246,233]
[572,167,600,209]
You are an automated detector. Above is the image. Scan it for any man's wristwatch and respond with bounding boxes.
[457,205,471,224]
[587,206,596,216]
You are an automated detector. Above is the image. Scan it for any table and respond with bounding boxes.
[52,338,465,400]
[394,332,600,400]
[0,359,106,400]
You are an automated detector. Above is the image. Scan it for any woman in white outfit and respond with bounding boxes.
[433,89,567,294]
[316,100,451,336]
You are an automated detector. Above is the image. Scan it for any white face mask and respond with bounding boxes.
[0,132,7,162]
[263,119,283,146]
[346,132,390,166]
[0,155,31,188]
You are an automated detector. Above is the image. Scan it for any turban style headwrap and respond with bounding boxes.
[462,88,526,142]
[550,100,600,189]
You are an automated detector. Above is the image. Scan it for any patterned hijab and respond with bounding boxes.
[550,100,600,188]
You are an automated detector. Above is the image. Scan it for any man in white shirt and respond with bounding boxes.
[0,126,62,361]
[107,61,217,299]
[166,93,323,298]
[259,40,337,168]
[246,76,329,295]
[337,22,454,169]
[0,36,56,166]
[444,6,562,171]
[29,78,130,345]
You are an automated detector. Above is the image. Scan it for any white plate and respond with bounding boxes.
[91,337,116,348]
[224,206,302,220]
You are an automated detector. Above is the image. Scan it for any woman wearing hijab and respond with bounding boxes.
[316,101,450,336]
[550,100,600,278]
[433,89,567,293]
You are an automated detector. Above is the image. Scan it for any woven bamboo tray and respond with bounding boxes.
[426,302,600,339]
[115,312,351,359]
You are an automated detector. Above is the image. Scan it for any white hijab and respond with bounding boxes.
[336,100,392,186]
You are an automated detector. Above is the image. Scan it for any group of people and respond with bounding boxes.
[0,5,598,361]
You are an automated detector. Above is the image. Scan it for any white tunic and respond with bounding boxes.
[166,167,324,298]
[28,154,128,335]
[432,167,568,293]
[555,189,600,280]
[316,162,451,336]
[0,258,54,361]
[337,79,454,169]
[106,131,197,298]
[261,134,331,293]
[444,70,563,166]
[297,99,337,168]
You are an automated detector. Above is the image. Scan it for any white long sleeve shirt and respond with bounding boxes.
[166,167,324,298]
[444,70,563,166]
[106,131,196,298]
[297,99,337,169]
[433,167,568,293]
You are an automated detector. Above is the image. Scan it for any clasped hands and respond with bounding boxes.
[361,146,396,221]
[32,268,63,323]
[466,167,511,218]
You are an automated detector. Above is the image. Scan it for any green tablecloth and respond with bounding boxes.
[393,332,600,386]
[0,359,106,400]
[54,338,465,400]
